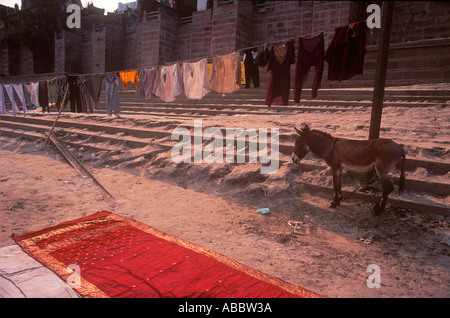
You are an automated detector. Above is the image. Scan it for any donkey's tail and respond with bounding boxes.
[399,148,406,195]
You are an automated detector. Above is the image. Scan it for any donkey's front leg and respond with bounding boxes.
[330,168,343,208]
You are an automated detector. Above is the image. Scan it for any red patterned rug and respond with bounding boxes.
[12,211,322,298]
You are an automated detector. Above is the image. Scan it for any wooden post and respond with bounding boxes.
[369,1,394,140]
[47,132,113,198]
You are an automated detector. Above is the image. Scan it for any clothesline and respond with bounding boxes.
[0,14,372,115]
[61,16,380,78]
[219,16,382,60]
[2,13,388,85]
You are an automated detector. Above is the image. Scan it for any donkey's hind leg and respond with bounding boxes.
[373,175,395,215]
[330,168,343,208]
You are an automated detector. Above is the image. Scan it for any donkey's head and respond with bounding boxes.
[292,124,311,164]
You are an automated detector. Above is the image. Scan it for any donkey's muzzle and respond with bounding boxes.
[292,153,301,165]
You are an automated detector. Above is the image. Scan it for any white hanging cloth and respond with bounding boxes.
[182,58,210,100]
[0,85,5,114]
[153,63,182,102]
[3,84,25,117]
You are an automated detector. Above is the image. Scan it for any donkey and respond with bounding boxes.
[292,124,406,215]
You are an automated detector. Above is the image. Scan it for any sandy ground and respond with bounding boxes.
[0,107,449,298]
[1,85,449,298]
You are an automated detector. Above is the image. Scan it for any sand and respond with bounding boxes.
[0,100,449,297]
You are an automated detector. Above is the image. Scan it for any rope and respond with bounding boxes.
[3,14,390,83]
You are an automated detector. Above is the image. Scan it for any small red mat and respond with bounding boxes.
[12,211,322,298]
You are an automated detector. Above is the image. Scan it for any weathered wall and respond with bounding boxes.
[47,0,450,85]
[64,31,83,74]
[105,20,126,72]
[140,12,161,67]
[91,24,106,74]
[158,8,178,65]
[174,9,212,62]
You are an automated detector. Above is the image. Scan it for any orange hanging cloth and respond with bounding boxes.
[119,70,139,90]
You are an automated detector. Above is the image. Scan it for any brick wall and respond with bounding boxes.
[359,1,450,86]
[81,33,92,74]
[105,21,126,72]
[48,1,450,85]
[91,24,106,74]
[140,11,161,67]
[18,47,34,75]
[380,39,450,85]
[158,8,178,64]
[123,15,142,70]
[0,47,3,76]
[174,9,212,62]
[367,1,450,45]
[251,1,349,49]
[64,31,83,74]
[235,0,253,51]
[210,1,239,56]
[1,46,9,76]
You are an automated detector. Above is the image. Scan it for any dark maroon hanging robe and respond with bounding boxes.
[38,81,49,113]
[265,39,296,107]
[294,33,324,102]
[325,21,367,81]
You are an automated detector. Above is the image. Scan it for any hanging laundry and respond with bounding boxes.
[13,84,26,111]
[56,77,68,110]
[3,84,22,117]
[0,85,5,114]
[255,44,270,68]
[207,63,213,81]
[294,32,325,102]
[177,64,185,95]
[104,73,121,117]
[23,84,33,108]
[67,75,82,113]
[243,48,260,89]
[136,67,156,100]
[11,84,27,116]
[25,82,40,107]
[182,58,210,100]
[39,81,49,113]
[87,74,104,110]
[240,61,246,85]
[153,63,182,102]
[119,70,139,90]
[48,78,58,104]
[325,21,367,81]
[31,82,40,107]
[210,51,241,95]
[78,76,91,113]
[265,39,296,107]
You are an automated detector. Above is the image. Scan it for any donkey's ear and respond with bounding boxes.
[294,127,302,135]
[301,122,310,131]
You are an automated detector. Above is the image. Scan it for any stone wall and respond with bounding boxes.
[91,24,106,74]
[66,31,84,74]
[80,32,92,74]
[0,47,4,76]
[105,21,126,72]
[174,9,212,62]
[140,11,162,67]
[46,0,450,85]
[362,1,450,85]
[251,1,350,47]
[158,8,178,65]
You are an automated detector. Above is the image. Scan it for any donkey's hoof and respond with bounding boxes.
[329,202,338,209]
[372,205,385,216]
